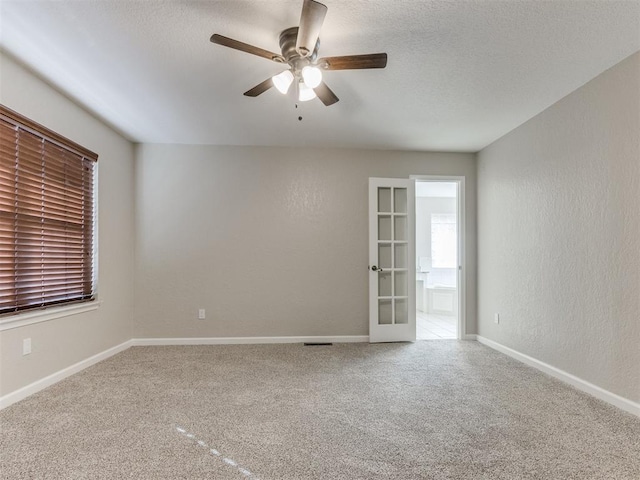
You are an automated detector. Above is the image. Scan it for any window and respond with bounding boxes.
[431,213,457,268]
[0,105,97,316]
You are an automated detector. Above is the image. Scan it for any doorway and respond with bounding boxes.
[414,180,461,340]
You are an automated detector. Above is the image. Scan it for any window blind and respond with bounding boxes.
[0,105,98,316]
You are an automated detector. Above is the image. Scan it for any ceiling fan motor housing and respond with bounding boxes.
[279,27,319,73]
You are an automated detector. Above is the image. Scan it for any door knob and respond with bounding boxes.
[370,265,383,272]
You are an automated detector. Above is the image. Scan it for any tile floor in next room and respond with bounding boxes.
[417,311,457,340]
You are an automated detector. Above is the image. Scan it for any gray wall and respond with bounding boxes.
[477,52,640,402]
[134,145,477,338]
[0,53,136,396]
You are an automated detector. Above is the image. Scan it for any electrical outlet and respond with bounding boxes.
[494,313,500,325]
[198,308,206,320]
[23,338,32,355]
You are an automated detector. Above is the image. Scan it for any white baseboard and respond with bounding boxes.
[476,335,639,418]
[462,334,477,341]
[0,339,132,410]
[132,335,369,346]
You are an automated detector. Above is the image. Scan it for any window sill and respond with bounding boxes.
[0,301,102,332]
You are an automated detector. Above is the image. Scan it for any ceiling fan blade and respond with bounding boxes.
[244,78,274,97]
[318,53,388,70]
[296,0,327,57]
[313,81,339,106]
[211,34,285,63]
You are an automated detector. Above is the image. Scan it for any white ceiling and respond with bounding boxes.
[1,1,638,152]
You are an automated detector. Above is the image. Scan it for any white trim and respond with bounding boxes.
[476,336,640,418]
[0,300,102,332]
[410,175,466,340]
[132,335,369,346]
[462,334,477,341]
[0,339,131,410]
[92,162,100,299]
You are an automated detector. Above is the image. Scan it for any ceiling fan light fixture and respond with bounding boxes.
[298,80,317,102]
[272,70,294,94]
[210,0,388,107]
[301,65,322,88]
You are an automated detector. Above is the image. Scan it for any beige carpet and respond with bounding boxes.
[1,341,639,479]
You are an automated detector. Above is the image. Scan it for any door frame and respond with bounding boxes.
[410,175,466,340]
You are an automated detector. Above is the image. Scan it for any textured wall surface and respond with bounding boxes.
[0,53,136,396]
[477,52,640,402]
[134,145,476,338]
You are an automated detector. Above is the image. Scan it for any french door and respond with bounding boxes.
[369,178,416,342]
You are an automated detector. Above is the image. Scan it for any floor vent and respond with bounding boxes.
[303,342,333,346]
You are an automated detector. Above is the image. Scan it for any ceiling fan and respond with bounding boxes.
[210,0,387,106]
